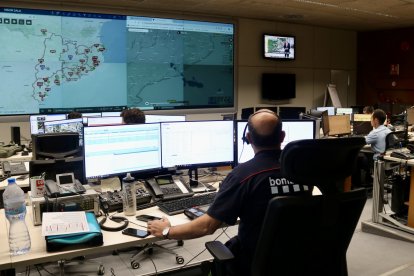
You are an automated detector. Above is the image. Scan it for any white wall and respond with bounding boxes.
[0,17,356,144]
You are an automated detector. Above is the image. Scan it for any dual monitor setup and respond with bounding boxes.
[83,120,316,180]
[31,119,316,185]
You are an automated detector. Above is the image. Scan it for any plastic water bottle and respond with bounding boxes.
[3,178,31,255]
[122,173,136,216]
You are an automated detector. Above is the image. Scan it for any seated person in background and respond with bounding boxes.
[147,109,313,276]
[363,105,374,114]
[366,109,392,160]
[67,111,82,119]
[353,109,391,188]
[120,108,145,124]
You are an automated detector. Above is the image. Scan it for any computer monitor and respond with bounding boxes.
[145,115,186,123]
[317,106,336,116]
[44,118,84,146]
[353,113,372,134]
[308,109,326,118]
[326,115,351,136]
[336,107,353,120]
[81,113,102,124]
[29,156,86,184]
[161,121,234,169]
[406,107,414,125]
[101,111,121,117]
[278,107,306,119]
[321,111,330,136]
[83,123,162,179]
[87,117,123,126]
[82,113,101,118]
[29,114,67,135]
[31,132,81,160]
[236,120,315,164]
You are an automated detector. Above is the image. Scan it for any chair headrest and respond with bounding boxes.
[280,137,365,193]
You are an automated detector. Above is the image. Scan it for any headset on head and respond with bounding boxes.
[241,109,277,145]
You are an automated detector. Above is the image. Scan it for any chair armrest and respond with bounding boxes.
[205,241,234,262]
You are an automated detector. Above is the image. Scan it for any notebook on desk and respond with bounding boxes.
[45,212,103,252]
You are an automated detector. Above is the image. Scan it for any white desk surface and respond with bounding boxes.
[0,152,32,163]
[1,205,192,269]
[0,174,30,190]
[384,151,414,164]
[0,209,12,270]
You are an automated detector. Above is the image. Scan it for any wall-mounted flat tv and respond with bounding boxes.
[264,34,295,60]
[262,73,296,100]
[0,8,235,115]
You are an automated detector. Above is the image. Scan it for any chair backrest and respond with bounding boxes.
[280,137,366,194]
[251,137,367,276]
[385,130,407,150]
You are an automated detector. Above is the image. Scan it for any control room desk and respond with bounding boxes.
[361,154,414,242]
[0,205,193,274]
[0,152,32,163]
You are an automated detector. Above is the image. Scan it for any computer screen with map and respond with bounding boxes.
[0,8,235,115]
[29,114,67,135]
[44,118,84,146]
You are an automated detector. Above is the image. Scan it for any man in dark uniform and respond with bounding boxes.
[147,109,313,276]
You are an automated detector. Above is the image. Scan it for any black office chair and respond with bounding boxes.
[385,130,407,150]
[206,137,367,276]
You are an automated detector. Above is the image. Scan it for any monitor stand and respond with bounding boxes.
[188,168,216,193]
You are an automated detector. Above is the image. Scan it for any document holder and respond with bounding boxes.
[45,212,103,252]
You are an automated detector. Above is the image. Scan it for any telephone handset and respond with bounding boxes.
[145,174,193,200]
[2,161,28,176]
[45,172,86,197]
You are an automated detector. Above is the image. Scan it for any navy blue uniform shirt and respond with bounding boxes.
[207,149,313,274]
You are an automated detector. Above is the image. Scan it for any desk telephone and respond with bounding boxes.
[45,172,86,197]
[2,161,28,176]
[145,174,193,200]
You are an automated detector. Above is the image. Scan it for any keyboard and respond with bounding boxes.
[157,192,217,215]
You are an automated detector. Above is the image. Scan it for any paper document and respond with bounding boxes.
[42,211,90,236]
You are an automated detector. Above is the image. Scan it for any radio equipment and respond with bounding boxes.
[29,189,99,226]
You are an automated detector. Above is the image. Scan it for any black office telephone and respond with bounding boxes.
[45,172,86,197]
[2,161,28,176]
[145,174,193,200]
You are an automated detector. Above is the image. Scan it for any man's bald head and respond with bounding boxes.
[247,109,283,149]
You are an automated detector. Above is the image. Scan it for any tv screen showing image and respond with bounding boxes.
[264,34,295,60]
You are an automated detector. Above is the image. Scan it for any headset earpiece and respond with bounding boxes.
[242,123,250,145]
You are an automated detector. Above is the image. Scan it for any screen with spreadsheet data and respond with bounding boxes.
[236,120,315,164]
[161,121,234,168]
[83,123,161,178]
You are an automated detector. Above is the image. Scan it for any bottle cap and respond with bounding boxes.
[123,173,135,183]
[7,178,16,184]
